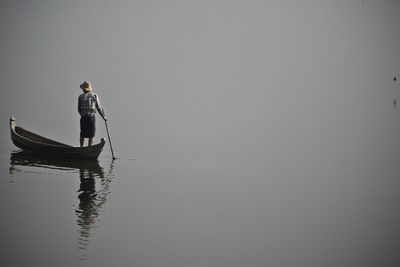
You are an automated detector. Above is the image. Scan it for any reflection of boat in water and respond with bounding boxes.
[10,151,104,174]
[10,117,106,159]
[10,151,114,259]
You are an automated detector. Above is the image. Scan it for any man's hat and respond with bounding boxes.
[80,81,92,92]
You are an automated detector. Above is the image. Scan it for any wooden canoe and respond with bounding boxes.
[10,117,106,159]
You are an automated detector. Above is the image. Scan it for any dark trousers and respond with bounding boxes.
[80,115,96,138]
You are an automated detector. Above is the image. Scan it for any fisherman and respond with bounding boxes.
[78,81,107,147]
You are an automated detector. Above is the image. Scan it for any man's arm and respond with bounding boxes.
[95,94,107,120]
[78,95,82,115]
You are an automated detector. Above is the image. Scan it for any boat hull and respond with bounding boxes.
[10,117,106,160]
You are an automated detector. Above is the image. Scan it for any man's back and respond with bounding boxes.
[78,92,102,117]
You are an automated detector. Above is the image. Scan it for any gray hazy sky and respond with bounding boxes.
[1,0,399,156]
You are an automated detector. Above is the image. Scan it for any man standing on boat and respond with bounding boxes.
[78,81,107,147]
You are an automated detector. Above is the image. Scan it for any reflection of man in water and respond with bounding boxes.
[75,161,114,259]
[78,169,97,223]
[76,163,107,251]
[77,168,98,244]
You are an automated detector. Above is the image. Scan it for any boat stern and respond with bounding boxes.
[10,117,15,130]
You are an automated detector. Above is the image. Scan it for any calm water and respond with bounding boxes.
[1,0,400,266]
[2,110,400,266]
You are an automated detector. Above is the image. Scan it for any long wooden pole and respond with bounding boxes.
[104,120,115,160]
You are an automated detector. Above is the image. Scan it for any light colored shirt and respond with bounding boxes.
[78,92,104,117]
